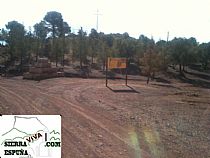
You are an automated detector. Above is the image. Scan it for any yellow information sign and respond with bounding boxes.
[107,58,127,69]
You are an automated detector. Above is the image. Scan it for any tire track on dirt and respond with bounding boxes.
[0,82,104,157]
[0,83,132,145]
[52,81,151,157]
[37,90,133,148]
[17,82,132,147]
[0,79,151,157]
[0,85,42,114]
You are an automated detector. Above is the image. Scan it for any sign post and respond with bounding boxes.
[106,58,108,87]
[125,58,128,86]
[106,57,128,86]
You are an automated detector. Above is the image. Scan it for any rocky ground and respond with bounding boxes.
[0,73,210,158]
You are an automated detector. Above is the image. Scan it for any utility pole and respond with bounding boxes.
[79,27,84,68]
[167,31,169,42]
[164,31,170,71]
[94,9,102,31]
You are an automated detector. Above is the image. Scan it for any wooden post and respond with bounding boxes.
[125,58,128,86]
[106,58,108,87]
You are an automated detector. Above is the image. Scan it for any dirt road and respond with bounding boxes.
[0,77,209,158]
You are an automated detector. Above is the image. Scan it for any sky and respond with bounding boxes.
[0,0,210,43]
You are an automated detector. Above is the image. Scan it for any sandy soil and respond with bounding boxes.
[0,76,209,158]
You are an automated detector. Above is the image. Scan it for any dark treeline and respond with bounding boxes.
[0,11,210,76]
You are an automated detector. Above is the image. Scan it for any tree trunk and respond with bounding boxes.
[103,60,106,71]
[147,67,151,84]
[91,54,94,65]
[183,64,185,72]
[80,55,82,68]
[36,52,38,62]
[79,47,82,68]
[203,62,208,70]
[151,71,155,80]
[62,53,64,66]
[179,64,182,73]
[62,36,65,67]
[55,49,58,67]
[172,64,175,69]
[36,40,40,61]
[147,74,150,84]
[10,51,13,65]
[40,42,43,58]
[20,52,23,74]
[52,25,57,67]
[205,63,208,70]
[79,36,83,69]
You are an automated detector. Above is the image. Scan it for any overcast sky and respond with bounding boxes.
[0,0,210,43]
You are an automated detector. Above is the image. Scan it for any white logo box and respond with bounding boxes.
[0,115,61,158]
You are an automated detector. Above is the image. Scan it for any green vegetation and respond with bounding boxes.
[0,11,210,78]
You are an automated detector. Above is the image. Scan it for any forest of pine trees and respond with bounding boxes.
[0,11,210,76]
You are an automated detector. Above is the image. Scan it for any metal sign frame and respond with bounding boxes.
[106,57,128,87]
